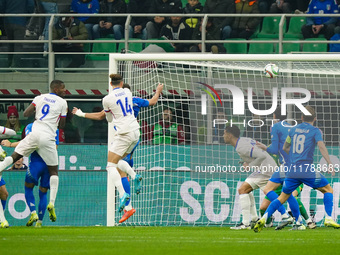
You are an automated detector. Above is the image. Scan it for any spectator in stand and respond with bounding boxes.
[224,0,261,40]
[152,108,185,145]
[0,0,35,67]
[160,15,193,52]
[71,0,99,40]
[10,158,28,170]
[295,0,311,13]
[128,0,152,40]
[93,0,131,41]
[258,0,274,13]
[269,0,296,14]
[203,0,235,40]
[4,106,25,143]
[301,0,338,40]
[190,17,226,53]
[146,0,183,39]
[40,0,58,52]
[52,16,88,68]
[183,0,204,30]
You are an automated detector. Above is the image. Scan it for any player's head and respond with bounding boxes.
[50,80,66,98]
[122,83,131,90]
[162,108,173,122]
[302,105,316,123]
[273,106,284,121]
[223,125,240,145]
[110,74,123,88]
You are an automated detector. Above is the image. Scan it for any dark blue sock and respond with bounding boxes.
[266,191,286,215]
[1,199,6,210]
[121,177,131,206]
[287,195,301,221]
[38,190,48,221]
[265,199,283,219]
[324,192,333,217]
[25,186,36,212]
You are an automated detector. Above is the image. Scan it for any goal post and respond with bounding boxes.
[107,53,340,226]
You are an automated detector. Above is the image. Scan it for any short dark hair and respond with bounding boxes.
[122,83,131,90]
[109,74,123,85]
[50,80,64,91]
[303,105,316,122]
[225,125,240,138]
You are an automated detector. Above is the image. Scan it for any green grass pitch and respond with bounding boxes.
[1,226,340,255]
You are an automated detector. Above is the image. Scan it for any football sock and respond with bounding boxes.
[1,199,6,210]
[239,194,251,226]
[0,156,14,173]
[49,175,59,206]
[264,199,283,221]
[260,208,273,224]
[117,160,136,180]
[107,163,125,198]
[38,190,48,221]
[25,186,36,212]
[249,192,258,221]
[323,192,333,217]
[287,195,301,223]
[266,191,287,215]
[121,177,131,206]
[296,197,309,220]
[0,201,5,222]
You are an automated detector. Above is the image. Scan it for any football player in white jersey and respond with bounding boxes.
[103,74,142,213]
[224,125,278,230]
[0,80,67,223]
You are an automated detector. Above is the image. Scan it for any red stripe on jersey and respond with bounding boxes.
[2,127,5,134]
[32,102,36,106]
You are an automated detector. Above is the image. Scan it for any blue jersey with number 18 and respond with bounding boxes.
[287,122,323,167]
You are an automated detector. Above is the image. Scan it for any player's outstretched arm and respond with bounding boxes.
[317,141,334,175]
[23,104,36,117]
[148,83,163,106]
[1,140,19,148]
[72,107,105,120]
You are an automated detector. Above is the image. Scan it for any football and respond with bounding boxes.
[264,63,279,78]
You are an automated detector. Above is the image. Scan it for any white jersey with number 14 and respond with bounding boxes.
[103,87,140,134]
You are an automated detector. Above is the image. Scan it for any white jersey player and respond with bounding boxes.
[223,125,278,230]
[0,80,67,223]
[103,74,143,214]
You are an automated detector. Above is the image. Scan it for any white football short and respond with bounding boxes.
[15,131,58,166]
[109,129,140,157]
[245,172,271,190]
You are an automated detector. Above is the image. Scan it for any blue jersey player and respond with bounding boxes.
[254,106,340,232]
[72,83,163,223]
[2,124,59,227]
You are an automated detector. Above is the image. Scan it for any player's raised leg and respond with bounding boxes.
[317,183,340,228]
[118,158,142,194]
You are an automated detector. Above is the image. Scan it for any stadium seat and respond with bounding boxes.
[284,17,306,39]
[248,38,274,54]
[257,17,286,39]
[302,38,328,52]
[224,39,248,54]
[276,38,300,53]
[117,38,144,53]
[87,38,116,61]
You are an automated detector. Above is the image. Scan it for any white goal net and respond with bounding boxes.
[108,53,340,226]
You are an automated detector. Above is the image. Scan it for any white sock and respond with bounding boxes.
[117,160,136,180]
[263,212,268,221]
[125,204,133,211]
[49,175,59,206]
[0,197,6,222]
[0,156,14,173]
[107,163,125,198]
[249,192,258,221]
[239,194,251,226]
